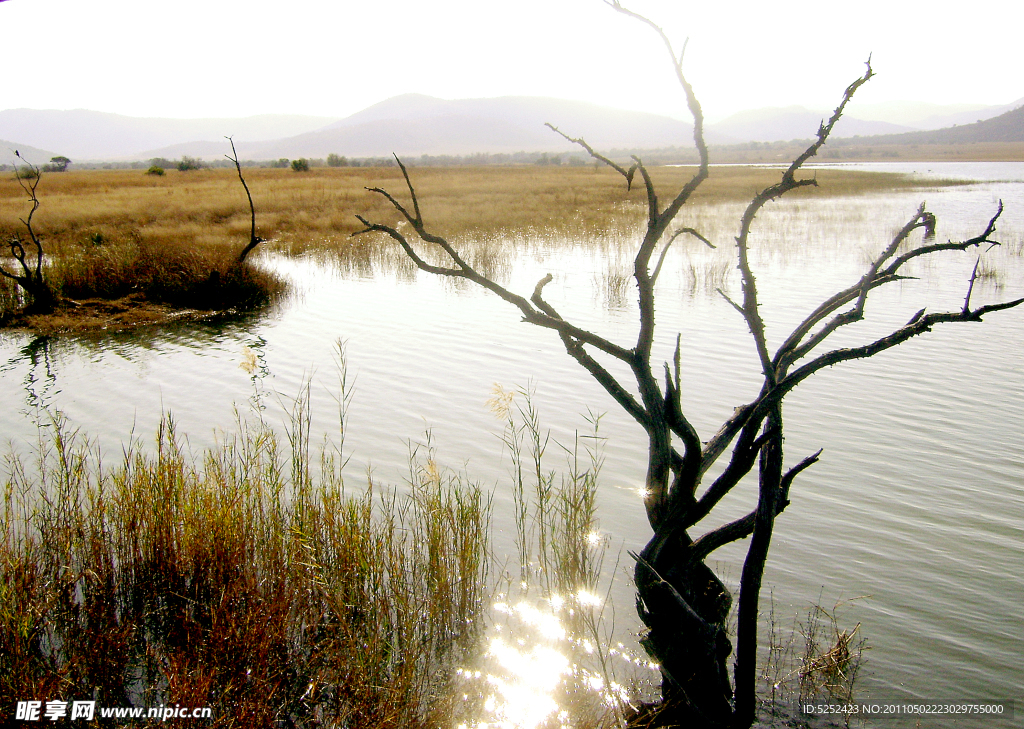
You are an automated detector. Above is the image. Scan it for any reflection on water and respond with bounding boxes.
[1,164,1022,725]
[1,335,59,418]
[456,589,652,729]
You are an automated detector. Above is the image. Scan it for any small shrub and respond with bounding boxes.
[291,158,310,172]
[146,165,165,176]
[176,155,204,172]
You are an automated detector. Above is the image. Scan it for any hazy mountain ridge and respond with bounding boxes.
[851,98,1024,129]
[0,139,58,166]
[241,96,730,160]
[707,106,917,143]
[705,96,1024,143]
[834,103,1024,146]
[0,109,338,160]
[1,94,1022,163]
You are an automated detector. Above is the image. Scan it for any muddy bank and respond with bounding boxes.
[0,293,237,335]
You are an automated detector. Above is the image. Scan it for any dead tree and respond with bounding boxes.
[1,152,56,313]
[354,5,1023,728]
[225,137,265,265]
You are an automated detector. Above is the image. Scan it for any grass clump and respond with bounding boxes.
[760,595,868,725]
[50,237,285,310]
[0,408,490,728]
[0,376,874,728]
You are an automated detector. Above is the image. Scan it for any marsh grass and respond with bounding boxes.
[50,239,286,309]
[0,170,288,321]
[0,166,964,258]
[759,595,867,725]
[0,165,972,319]
[1,400,491,728]
[0,273,23,312]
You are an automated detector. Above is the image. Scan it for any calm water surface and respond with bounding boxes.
[1,162,1021,725]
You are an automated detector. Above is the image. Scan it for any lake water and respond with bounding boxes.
[2,162,1022,726]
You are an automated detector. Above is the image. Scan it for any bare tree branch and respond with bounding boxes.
[225,137,265,264]
[728,59,875,387]
[1,153,54,312]
[353,164,637,364]
[545,123,638,189]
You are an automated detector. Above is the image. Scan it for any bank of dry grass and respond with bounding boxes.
[49,238,271,307]
[0,165,964,258]
[0,169,288,324]
[0,245,285,330]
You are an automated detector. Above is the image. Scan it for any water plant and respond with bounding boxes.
[0,404,490,728]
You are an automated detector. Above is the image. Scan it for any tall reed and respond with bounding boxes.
[1,400,490,728]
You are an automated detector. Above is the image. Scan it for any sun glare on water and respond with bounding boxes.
[456,591,649,729]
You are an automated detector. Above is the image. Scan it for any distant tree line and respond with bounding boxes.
[70,156,400,171]
[51,146,798,171]
[3,156,73,174]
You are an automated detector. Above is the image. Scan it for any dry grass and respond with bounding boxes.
[0,372,877,727]
[50,239,285,310]
[0,370,626,728]
[1,398,491,728]
[760,595,868,725]
[0,169,288,321]
[0,244,285,326]
[0,166,964,258]
[0,164,967,316]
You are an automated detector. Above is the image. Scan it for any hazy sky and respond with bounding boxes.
[2,0,1021,122]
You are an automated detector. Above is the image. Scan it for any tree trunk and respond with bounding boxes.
[632,525,734,728]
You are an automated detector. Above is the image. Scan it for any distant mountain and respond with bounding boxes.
[3,93,1023,163]
[0,110,339,160]
[705,97,1024,144]
[840,104,1024,145]
[909,97,1024,130]
[222,95,728,160]
[0,140,58,166]
[707,106,916,143]
[840,99,1024,130]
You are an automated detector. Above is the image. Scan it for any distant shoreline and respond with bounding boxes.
[6,143,1022,173]
[706,141,1024,164]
